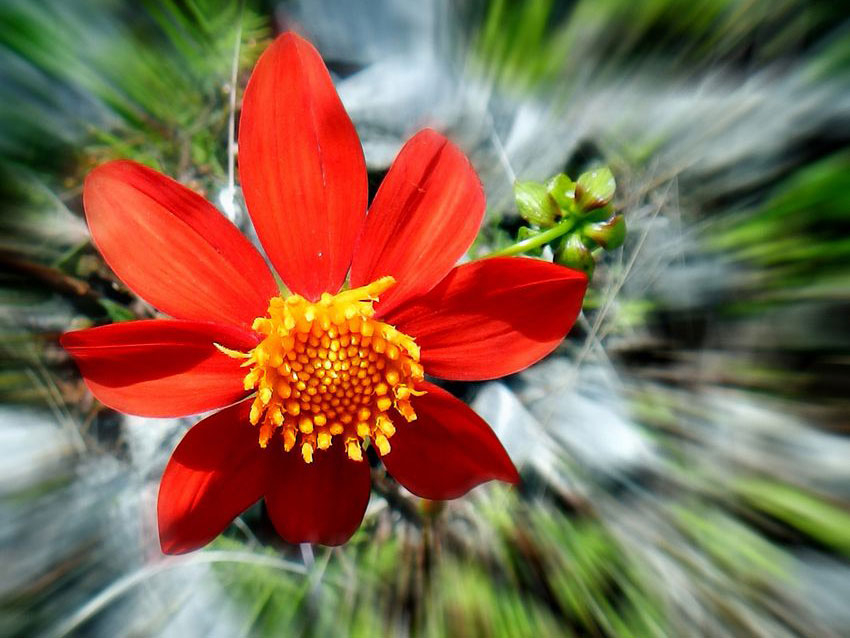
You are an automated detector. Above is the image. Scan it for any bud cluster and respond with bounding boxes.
[512,166,625,278]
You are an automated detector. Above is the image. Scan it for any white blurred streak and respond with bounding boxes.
[472,383,576,496]
[335,57,464,166]
[289,0,456,166]
[0,175,89,260]
[0,407,77,499]
[568,177,676,388]
[49,551,308,638]
[519,360,657,475]
[701,389,850,494]
[121,414,186,477]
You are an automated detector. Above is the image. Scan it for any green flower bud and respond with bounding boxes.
[575,167,615,211]
[556,233,595,278]
[583,215,626,250]
[545,173,575,210]
[514,180,560,227]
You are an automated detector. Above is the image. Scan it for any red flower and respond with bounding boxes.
[61,32,587,553]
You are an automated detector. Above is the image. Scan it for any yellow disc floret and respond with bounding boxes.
[218,277,424,463]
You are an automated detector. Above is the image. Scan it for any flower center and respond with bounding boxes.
[219,277,424,463]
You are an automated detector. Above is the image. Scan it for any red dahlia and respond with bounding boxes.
[61,32,587,553]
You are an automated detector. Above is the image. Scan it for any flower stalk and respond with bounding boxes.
[485,217,578,258]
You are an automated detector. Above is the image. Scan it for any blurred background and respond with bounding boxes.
[2,0,849,636]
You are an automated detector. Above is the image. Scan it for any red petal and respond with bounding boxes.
[238,32,367,300]
[264,442,371,545]
[158,400,268,554]
[84,160,278,328]
[380,382,519,499]
[350,129,485,315]
[61,319,256,417]
[388,257,587,380]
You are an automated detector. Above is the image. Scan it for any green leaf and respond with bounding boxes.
[98,298,135,322]
[734,479,850,557]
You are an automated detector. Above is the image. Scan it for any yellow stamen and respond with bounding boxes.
[374,433,391,456]
[283,427,296,452]
[213,343,251,359]
[346,439,363,461]
[301,441,314,464]
[219,277,425,463]
[317,430,332,450]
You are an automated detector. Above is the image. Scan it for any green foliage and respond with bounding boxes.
[472,0,841,92]
[209,496,667,638]
[209,538,316,636]
[474,0,572,92]
[672,505,789,581]
[0,0,272,408]
[0,0,270,180]
[734,479,850,557]
[710,151,850,304]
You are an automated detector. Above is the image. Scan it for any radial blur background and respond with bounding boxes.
[2,1,850,636]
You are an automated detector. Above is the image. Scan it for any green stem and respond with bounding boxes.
[484,217,577,258]
[52,240,90,270]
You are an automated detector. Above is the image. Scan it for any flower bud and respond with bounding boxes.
[545,173,575,210]
[556,233,595,278]
[575,167,615,211]
[583,215,626,250]
[514,180,560,227]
